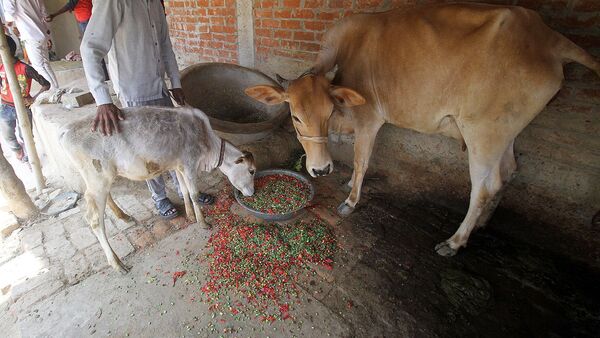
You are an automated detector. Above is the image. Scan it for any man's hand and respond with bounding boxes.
[169,88,185,106]
[12,26,20,37]
[23,97,35,107]
[92,103,124,136]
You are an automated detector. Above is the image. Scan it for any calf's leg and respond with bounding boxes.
[181,170,209,229]
[107,193,133,222]
[175,170,194,221]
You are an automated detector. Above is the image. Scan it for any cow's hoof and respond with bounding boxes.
[337,202,354,217]
[199,221,211,230]
[435,241,458,257]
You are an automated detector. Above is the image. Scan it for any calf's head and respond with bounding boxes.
[245,73,365,177]
[220,149,256,197]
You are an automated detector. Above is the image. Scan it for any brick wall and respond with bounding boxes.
[165,0,239,66]
[253,0,600,70]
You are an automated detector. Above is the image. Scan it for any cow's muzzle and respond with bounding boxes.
[312,164,331,177]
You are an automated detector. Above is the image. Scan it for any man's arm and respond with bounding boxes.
[156,7,184,105]
[81,0,123,135]
[2,0,17,23]
[46,0,78,22]
[25,64,51,92]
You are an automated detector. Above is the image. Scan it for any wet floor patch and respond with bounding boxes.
[337,194,600,337]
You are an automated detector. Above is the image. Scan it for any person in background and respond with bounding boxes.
[2,0,59,90]
[0,36,50,163]
[80,0,215,220]
[45,0,92,35]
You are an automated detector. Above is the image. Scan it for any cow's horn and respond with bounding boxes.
[325,64,338,81]
[275,74,290,89]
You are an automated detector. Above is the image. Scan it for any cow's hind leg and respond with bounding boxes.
[338,121,383,216]
[435,139,516,257]
[107,194,133,222]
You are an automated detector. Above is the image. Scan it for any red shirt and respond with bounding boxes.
[68,0,92,23]
[0,61,32,104]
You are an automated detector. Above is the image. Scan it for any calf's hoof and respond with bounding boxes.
[112,260,130,275]
[199,221,211,230]
[337,202,355,217]
[435,241,458,257]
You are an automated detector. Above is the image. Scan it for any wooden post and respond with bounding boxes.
[0,149,37,219]
[0,29,45,192]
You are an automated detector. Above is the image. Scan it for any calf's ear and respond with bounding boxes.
[329,86,366,107]
[244,85,288,105]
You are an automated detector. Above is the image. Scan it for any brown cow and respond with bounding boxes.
[245,3,600,256]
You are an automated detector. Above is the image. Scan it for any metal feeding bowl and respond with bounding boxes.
[234,169,315,222]
[180,63,289,144]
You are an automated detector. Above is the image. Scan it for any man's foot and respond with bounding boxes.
[156,198,179,220]
[178,193,215,206]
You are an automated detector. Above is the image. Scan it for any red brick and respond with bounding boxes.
[259,18,281,28]
[304,20,326,31]
[304,0,325,8]
[291,9,315,19]
[293,31,315,41]
[283,0,301,7]
[317,11,340,20]
[274,29,293,39]
[274,9,293,18]
[356,0,385,7]
[280,19,302,29]
[255,9,274,18]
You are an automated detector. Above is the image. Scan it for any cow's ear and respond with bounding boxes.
[244,85,288,105]
[329,86,366,107]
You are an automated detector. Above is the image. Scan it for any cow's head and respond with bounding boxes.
[245,73,365,177]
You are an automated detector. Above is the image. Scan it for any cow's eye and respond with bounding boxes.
[249,169,255,175]
[292,115,301,123]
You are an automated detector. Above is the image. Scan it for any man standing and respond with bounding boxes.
[45,0,92,34]
[2,0,59,90]
[81,0,214,219]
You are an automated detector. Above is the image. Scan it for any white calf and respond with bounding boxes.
[60,106,256,273]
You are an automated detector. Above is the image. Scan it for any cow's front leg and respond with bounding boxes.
[341,169,355,193]
[337,123,382,216]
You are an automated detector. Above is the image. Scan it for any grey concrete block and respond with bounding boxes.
[69,227,97,251]
[0,212,20,239]
[109,233,134,259]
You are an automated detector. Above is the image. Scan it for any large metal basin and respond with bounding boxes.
[180,63,289,144]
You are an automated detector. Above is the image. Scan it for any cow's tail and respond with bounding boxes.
[556,34,600,78]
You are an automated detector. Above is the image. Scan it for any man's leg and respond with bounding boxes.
[0,105,21,154]
[124,93,180,218]
[22,39,59,89]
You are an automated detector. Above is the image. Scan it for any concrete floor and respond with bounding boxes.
[1,164,599,337]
